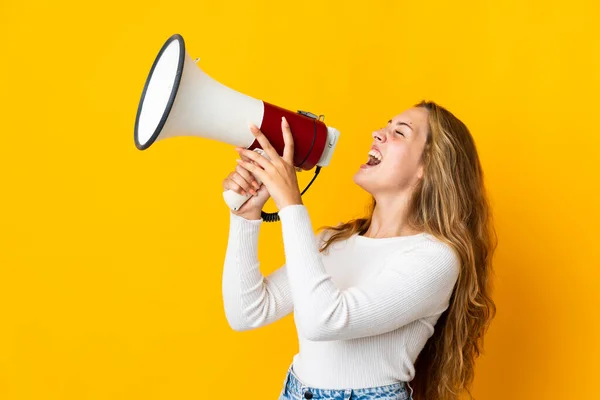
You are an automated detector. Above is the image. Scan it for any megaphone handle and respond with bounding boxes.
[223,149,269,212]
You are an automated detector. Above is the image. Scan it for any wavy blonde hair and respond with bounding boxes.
[318,100,497,400]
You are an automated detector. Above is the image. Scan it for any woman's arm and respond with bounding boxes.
[278,204,461,342]
[222,211,293,331]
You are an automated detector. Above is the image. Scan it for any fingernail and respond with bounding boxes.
[282,116,289,127]
[249,189,257,196]
[252,181,260,189]
[241,190,247,196]
[235,147,243,152]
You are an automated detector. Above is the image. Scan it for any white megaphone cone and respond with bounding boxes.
[134,34,340,219]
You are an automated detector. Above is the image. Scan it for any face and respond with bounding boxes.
[353,107,429,195]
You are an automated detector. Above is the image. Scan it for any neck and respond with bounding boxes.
[363,192,420,238]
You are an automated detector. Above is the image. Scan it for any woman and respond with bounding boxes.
[221,100,497,400]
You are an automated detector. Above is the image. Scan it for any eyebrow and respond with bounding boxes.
[388,119,414,132]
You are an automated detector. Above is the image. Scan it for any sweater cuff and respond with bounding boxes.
[277,204,319,251]
[277,204,312,227]
[229,211,263,225]
[228,211,262,262]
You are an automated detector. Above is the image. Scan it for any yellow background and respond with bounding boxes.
[1,0,599,398]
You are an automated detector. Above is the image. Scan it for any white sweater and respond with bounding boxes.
[222,204,460,389]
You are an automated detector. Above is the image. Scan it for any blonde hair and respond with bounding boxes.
[318,100,497,400]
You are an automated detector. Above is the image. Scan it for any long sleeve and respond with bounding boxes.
[221,212,293,331]
[277,204,461,342]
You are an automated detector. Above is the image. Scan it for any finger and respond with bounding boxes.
[236,147,274,172]
[240,153,259,168]
[235,163,260,189]
[240,153,261,169]
[222,177,247,196]
[248,123,280,162]
[281,117,295,165]
[236,158,268,183]
[230,171,256,195]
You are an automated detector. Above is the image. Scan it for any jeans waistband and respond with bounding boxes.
[282,364,413,400]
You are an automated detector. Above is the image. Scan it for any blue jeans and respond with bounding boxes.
[278,364,414,400]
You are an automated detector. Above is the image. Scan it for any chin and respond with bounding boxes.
[352,172,374,195]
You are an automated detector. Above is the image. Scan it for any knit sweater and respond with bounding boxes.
[222,204,460,389]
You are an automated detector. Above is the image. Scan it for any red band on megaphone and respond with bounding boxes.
[248,102,327,170]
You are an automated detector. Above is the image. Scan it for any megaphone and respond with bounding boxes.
[134,33,340,220]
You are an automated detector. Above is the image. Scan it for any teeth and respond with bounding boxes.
[368,149,382,161]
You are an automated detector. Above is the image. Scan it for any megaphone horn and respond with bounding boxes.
[134,34,340,220]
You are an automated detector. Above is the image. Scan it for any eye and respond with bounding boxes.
[395,130,405,137]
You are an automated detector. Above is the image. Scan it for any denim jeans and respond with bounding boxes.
[278,364,414,400]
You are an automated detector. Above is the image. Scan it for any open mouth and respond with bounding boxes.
[366,149,382,166]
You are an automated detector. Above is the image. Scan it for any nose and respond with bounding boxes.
[372,128,386,143]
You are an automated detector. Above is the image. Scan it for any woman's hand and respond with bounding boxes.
[222,154,271,220]
[235,117,303,211]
